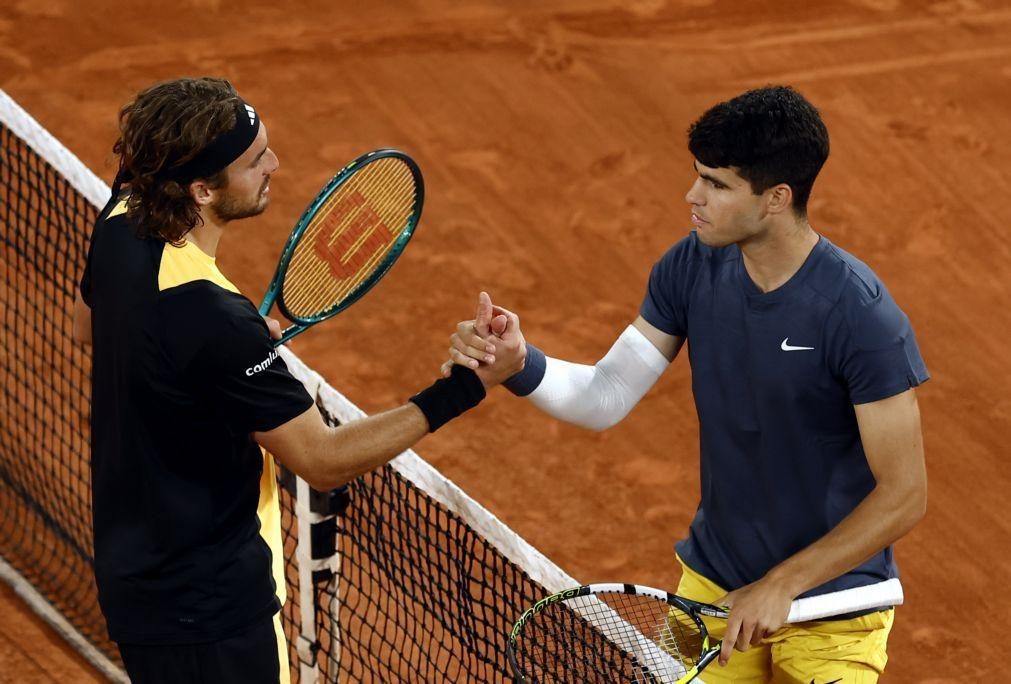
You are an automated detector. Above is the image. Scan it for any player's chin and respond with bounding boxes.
[232,200,269,222]
[693,227,729,248]
[251,195,270,215]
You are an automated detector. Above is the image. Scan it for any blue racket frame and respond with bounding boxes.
[259,148,424,346]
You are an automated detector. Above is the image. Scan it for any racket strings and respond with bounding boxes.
[660,606,705,666]
[310,162,409,272]
[283,157,417,318]
[285,159,412,314]
[513,593,704,683]
[517,601,638,683]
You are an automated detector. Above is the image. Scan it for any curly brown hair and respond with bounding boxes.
[113,78,241,244]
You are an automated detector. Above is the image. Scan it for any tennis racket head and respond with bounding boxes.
[260,149,423,344]
[507,583,725,684]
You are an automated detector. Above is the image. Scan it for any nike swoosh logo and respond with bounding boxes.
[809,679,843,684]
[781,337,815,351]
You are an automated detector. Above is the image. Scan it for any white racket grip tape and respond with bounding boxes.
[786,578,903,623]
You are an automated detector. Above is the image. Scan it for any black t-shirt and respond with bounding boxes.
[81,192,313,644]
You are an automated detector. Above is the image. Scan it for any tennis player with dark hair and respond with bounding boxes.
[448,86,928,682]
[72,77,523,683]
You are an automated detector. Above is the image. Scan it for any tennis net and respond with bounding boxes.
[0,88,583,682]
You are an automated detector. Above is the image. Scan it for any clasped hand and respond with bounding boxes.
[441,291,527,388]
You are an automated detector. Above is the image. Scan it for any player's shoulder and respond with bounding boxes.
[809,238,889,307]
[159,281,259,328]
[91,196,146,246]
[93,193,136,235]
[86,200,165,291]
[154,282,269,366]
[814,238,913,346]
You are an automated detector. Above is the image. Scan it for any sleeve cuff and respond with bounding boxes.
[503,344,546,397]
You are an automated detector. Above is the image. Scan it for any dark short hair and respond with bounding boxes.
[113,78,240,243]
[688,86,829,216]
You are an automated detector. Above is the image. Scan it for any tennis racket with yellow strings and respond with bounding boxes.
[259,149,423,345]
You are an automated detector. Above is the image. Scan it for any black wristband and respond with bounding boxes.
[409,365,486,432]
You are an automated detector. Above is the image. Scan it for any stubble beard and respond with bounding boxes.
[212,182,269,223]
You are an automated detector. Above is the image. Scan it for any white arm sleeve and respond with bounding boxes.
[527,325,669,431]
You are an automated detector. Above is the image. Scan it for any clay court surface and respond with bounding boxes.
[2,0,1010,681]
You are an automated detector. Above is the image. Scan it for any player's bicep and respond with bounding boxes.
[854,388,926,499]
[253,405,327,481]
[632,315,684,362]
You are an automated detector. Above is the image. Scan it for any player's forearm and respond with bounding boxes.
[298,366,485,490]
[504,326,668,431]
[307,403,429,490]
[765,478,927,598]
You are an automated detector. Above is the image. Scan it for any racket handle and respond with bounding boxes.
[786,578,903,622]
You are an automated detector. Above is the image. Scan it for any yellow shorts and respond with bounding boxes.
[676,557,894,684]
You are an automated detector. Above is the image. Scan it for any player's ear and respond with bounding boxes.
[189,179,216,207]
[765,183,793,215]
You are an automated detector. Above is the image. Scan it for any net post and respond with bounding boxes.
[310,483,350,680]
[283,458,349,683]
[293,475,322,683]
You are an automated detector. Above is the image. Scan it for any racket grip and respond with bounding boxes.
[786,578,904,623]
[409,365,486,432]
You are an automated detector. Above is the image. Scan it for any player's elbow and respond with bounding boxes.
[301,466,355,492]
[286,446,355,491]
[72,300,92,345]
[907,465,928,527]
[573,397,635,431]
[572,413,626,432]
[256,408,350,491]
[908,483,927,527]
[889,477,927,536]
[899,494,927,542]
[297,438,378,491]
[302,473,340,492]
[72,325,91,345]
[540,389,635,431]
[267,454,338,492]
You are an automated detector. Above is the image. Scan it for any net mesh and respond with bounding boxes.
[0,91,585,683]
[296,421,550,682]
[0,109,110,670]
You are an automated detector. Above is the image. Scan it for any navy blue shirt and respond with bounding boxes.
[640,233,928,598]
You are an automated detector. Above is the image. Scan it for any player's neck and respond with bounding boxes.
[739,219,818,294]
[186,212,223,258]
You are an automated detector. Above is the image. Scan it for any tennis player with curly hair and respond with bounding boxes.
[448,86,928,683]
[73,77,523,683]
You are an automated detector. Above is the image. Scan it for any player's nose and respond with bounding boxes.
[265,148,280,174]
[685,177,704,206]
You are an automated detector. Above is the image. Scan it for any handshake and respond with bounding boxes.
[441,291,527,389]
